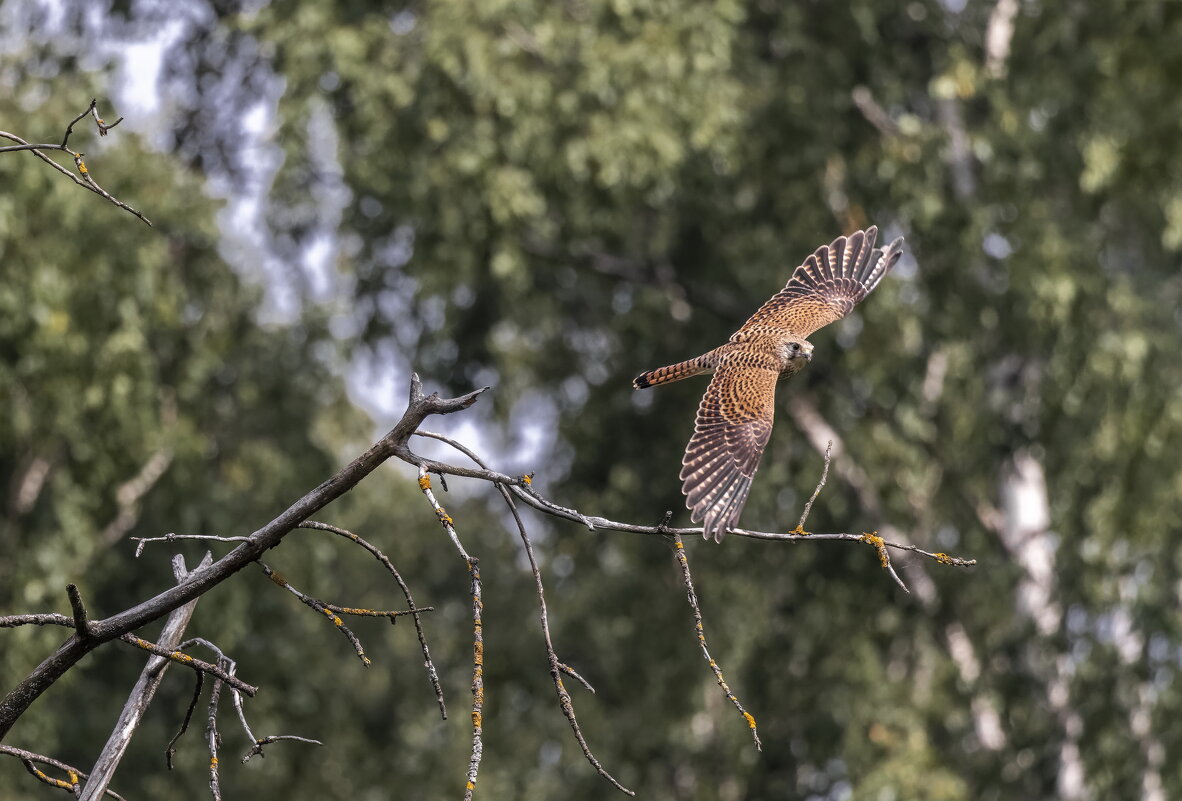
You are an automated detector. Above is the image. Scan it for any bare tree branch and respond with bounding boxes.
[79,552,213,801]
[166,670,203,770]
[0,373,484,738]
[415,467,485,800]
[666,520,762,751]
[0,612,255,695]
[1,372,977,799]
[0,745,127,800]
[258,561,373,666]
[66,584,95,642]
[297,521,447,719]
[0,99,152,226]
[415,430,635,795]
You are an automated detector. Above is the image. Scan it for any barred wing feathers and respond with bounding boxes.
[737,226,905,339]
[679,362,779,542]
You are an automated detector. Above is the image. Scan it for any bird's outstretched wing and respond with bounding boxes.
[735,226,905,339]
[680,361,779,541]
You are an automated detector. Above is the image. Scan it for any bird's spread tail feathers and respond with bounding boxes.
[633,355,712,389]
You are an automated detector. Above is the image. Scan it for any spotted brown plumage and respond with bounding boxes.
[633,226,904,541]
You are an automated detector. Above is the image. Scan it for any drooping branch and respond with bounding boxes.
[297,521,447,719]
[415,467,485,800]
[415,430,634,796]
[257,561,373,666]
[666,521,762,751]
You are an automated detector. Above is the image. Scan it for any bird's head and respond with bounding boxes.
[780,337,814,373]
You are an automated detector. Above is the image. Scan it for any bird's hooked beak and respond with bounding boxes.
[801,344,814,361]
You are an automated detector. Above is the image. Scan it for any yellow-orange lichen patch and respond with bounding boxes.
[861,532,889,567]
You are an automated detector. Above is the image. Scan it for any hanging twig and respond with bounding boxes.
[298,520,447,720]
[416,467,485,800]
[664,518,762,751]
[415,430,635,796]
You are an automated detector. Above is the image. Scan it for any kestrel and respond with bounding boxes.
[633,226,904,541]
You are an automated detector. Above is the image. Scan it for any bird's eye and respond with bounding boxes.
[790,342,800,352]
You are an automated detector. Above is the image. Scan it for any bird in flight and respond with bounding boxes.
[633,226,904,541]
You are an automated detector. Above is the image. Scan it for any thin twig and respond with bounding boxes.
[321,604,435,618]
[241,736,323,763]
[61,99,96,147]
[0,98,152,226]
[416,430,633,795]
[0,612,255,694]
[860,531,910,594]
[258,561,372,666]
[120,634,256,696]
[132,533,250,557]
[20,756,79,794]
[666,520,761,750]
[416,467,485,800]
[229,665,257,753]
[558,662,595,694]
[166,671,204,770]
[0,746,127,801]
[411,432,975,569]
[794,441,833,534]
[88,99,124,137]
[464,559,484,801]
[205,660,226,801]
[498,485,634,795]
[298,520,447,720]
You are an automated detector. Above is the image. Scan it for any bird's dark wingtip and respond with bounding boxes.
[632,373,651,389]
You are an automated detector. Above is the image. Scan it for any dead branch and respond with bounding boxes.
[416,430,634,796]
[79,552,213,801]
[258,561,373,666]
[66,584,95,642]
[0,373,485,738]
[1,371,977,799]
[205,655,226,801]
[166,670,203,770]
[499,485,633,796]
[0,99,152,226]
[131,534,251,557]
[297,520,447,719]
[666,520,762,751]
[0,612,255,696]
[0,745,127,800]
[794,441,833,534]
[416,467,485,800]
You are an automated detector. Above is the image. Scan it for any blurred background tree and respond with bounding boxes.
[2,0,1180,799]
